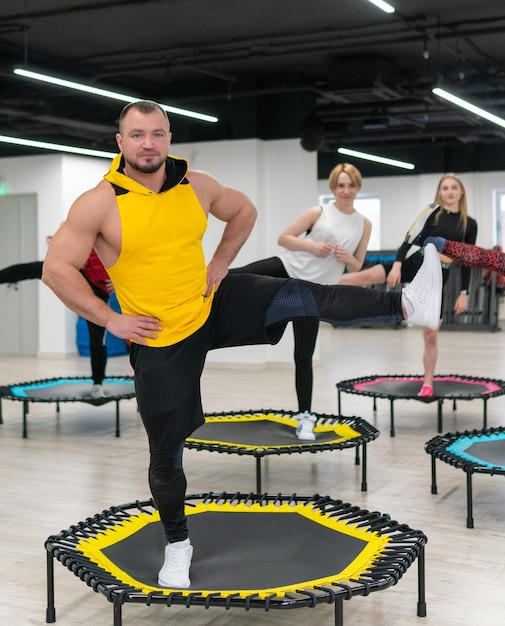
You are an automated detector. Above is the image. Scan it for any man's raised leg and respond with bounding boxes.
[265,244,442,331]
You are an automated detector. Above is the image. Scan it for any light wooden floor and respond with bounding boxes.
[1,324,505,626]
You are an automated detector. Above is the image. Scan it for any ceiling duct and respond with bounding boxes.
[327,56,400,103]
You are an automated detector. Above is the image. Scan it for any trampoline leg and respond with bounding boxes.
[23,400,28,438]
[337,389,342,414]
[373,397,377,412]
[452,399,457,411]
[0,398,3,424]
[113,598,122,626]
[417,545,427,617]
[430,456,438,494]
[483,399,488,429]
[56,401,60,414]
[389,399,395,437]
[256,456,262,493]
[361,443,367,492]
[334,596,344,626]
[115,400,121,437]
[354,446,360,466]
[46,550,56,623]
[466,471,474,529]
[437,400,443,433]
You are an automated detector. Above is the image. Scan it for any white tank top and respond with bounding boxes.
[279,202,365,284]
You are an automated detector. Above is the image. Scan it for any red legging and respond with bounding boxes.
[443,240,505,275]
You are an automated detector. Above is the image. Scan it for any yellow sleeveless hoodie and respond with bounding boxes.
[104,153,213,347]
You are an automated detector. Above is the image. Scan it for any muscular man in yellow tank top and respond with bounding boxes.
[103,152,214,346]
[43,100,442,590]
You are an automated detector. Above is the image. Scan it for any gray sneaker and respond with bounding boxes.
[402,243,442,330]
[406,203,440,245]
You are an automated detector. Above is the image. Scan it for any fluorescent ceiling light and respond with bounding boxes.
[13,68,218,123]
[0,134,116,159]
[365,0,395,14]
[338,147,415,170]
[432,87,505,130]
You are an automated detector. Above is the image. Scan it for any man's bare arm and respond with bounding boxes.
[207,187,257,289]
[188,170,257,295]
[42,187,161,344]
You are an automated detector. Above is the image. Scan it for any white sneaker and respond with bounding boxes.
[406,203,440,245]
[158,538,193,588]
[402,243,442,330]
[295,412,317,441]
[90,384,106,399]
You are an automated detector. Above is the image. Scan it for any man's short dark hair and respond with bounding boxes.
[118,100,169,132]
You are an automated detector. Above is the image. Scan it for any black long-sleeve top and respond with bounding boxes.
[396,209,478,291]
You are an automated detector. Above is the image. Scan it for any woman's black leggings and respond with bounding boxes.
[87,282,109,385]
[230,257,318,412]
[0,261,109,385]
[0,261,43,283]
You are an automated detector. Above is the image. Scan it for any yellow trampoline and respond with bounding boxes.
[45,492,427,626]
[185,410,380,492]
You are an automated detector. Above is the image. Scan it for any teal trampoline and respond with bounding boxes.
[0,376,135,437]
[425,426,505,528]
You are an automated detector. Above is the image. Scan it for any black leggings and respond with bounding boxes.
[230,257,317,411]
[0,261,108,384]
[87,283,109,385]
[0,261,43,283]
[148,442,187,543]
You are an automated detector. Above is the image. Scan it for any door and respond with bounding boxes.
[0,194,39,355]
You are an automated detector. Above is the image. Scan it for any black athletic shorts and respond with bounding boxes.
[381,250,424,283]
[129,273,289,452]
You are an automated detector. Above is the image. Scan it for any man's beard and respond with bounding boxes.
[125,154,165,174]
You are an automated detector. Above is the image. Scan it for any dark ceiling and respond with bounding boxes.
[1,0,505,177]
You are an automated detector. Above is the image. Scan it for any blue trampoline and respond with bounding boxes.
[425,426,505,528]
[0,376,135,438]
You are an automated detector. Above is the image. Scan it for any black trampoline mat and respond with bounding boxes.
[5,377,135,402]
[354,380,492,398]
[190,420,342,446]
[464,440,505,466]
[102,511,367,590]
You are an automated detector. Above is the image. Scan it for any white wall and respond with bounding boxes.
[1,146,503,362]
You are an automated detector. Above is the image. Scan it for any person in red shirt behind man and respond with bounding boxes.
[0,249,115,398]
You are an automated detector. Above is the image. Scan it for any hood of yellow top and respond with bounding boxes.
[103,153,189,194]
